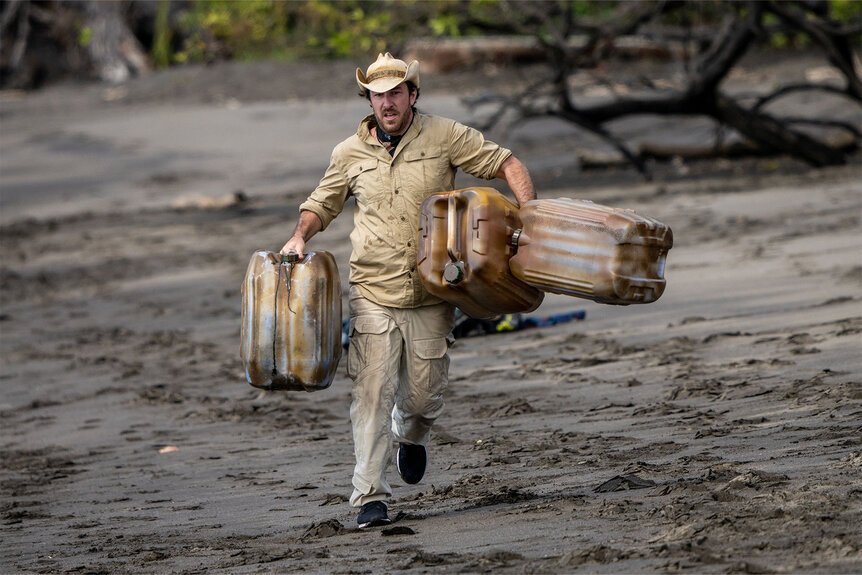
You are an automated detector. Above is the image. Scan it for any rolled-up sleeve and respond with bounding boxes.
[299,152,350,231]
[448,121,512,181]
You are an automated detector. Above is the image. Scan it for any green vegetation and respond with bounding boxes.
[152,0,173,67]
[830,0,862,22]
[154,0,527,67]
[152,1,426,66]
[173,0,292,63]
[150,0,862,68]
[78,26,93,48]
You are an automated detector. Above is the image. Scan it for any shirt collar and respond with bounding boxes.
[359,113,424,158]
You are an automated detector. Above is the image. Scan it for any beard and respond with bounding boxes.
[375,106,413,136]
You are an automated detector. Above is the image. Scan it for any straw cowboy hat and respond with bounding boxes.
[356,52,420,94]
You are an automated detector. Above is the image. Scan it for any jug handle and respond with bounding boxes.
[281,251,301,264]
[446,193,462,262]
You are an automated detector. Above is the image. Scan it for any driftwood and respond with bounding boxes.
[465,0,862,175]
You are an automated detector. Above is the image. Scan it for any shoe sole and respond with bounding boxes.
[358,517,392,529]
[397,444,426,485]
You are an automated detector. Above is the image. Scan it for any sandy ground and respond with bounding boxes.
[1,53,861,574]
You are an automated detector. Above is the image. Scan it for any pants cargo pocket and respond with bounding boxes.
[347,315,390,380]
[412,336,450,391]
[393,336,451,441]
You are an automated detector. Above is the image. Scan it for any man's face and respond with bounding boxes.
[369,83,417,136]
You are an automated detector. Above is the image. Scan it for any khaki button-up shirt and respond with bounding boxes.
[299,113,512,308]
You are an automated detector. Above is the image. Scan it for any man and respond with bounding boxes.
[280,53,536,528]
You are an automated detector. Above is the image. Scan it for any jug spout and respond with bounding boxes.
[443,261,466,284]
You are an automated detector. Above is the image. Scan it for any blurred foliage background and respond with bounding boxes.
[1,1,858,170]
[154,0,862,66]
[1,1,859,91]
[159,0,472,64]
[164,0,517,64]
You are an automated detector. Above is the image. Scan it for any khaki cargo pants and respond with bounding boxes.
[347,286,455,508]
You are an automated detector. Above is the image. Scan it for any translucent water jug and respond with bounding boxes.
[509,198,672,305]
[240,250,342,391]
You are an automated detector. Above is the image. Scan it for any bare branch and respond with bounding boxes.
[692,4,761,97]
[1,0,22,33]
[713,93,845,166]
[9,0,29,70]
[571,91,699,123]
[752,82,859,111]
[605,1,680,40]
[766,1,862,100]
[783,117,862,139]
[550,106,651,177]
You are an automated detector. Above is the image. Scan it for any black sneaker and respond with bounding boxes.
[357,501,391,529]
[396,443,427,485]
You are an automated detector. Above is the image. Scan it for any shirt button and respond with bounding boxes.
[421,152,426,157]
[400,216,405,221]
[407,241,411,247]
[394,189,399,194]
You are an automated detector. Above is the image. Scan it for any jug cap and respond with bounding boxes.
[443,261,465,285]
[283,251,300,264]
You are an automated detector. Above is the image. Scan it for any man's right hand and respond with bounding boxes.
[280,236,306,258]
[280,210,323,259]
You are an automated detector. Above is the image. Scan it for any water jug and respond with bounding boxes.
[240,250,342,391]
[417,187,544,319]
[509,198,672,305]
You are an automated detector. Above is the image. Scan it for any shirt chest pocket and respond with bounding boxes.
[401,147,451,197]
[347,159,383,205]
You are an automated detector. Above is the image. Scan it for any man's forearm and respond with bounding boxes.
[280,210,323,256]
[292,210,323,241]
[495,156,536,206]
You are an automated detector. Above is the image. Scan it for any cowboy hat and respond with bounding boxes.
[356,52,420,94]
